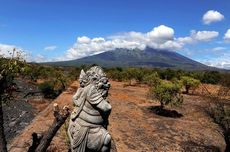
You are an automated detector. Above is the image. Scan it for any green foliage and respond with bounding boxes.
[0,49,25,102]
[150,80,183,109]
[218,73,230,97]
[143,72,160,86]
[210,104,230,129]
[208,100,230,150]
[159,68,177,80]
[38,81,59,99]
[108,69,125,82]
[105,66,228,88]
[0,49,26,152]
[200,71,221,84]
[68,67,81,81]
[220,73,230,88]
[180,76,200,94]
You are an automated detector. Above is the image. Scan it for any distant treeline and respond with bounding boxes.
[105,67,229,85]
[26,63,229,86]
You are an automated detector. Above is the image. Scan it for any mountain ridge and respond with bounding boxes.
[42,47,218,71]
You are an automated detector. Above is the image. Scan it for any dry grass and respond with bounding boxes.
[9,81,227,152]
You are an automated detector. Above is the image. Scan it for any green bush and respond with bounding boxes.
[201,71,221,84]
[208,100,230,150]
[220,73,230,88]
[0,49,25,152]
[181,76,200,94]
[143,72,160,86]
[159,68,177,80]
[150,80,183,109]
[38,81,59,99]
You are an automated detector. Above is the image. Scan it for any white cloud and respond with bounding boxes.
[177,37,193,44]
[0,43,44,62]
[203,59,230,69]
[224,29,230,42]
[1,26,221,64]
[0,44,16,57]
[62,25,220,60]
[33,54,46,62]
[77,36,91,43]
[176,30,219,46]
[202,10,224,25]
[212,47,226,51]
[44,45,57,51]
[64,25,184,60]
[147,25,174,42]
[0,44,27,58]
[190,30,219,41]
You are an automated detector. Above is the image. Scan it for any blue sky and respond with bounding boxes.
[0,0,230,68]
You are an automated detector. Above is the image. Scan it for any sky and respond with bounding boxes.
[0,0,230,69]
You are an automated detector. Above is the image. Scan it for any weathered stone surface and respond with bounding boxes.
[68,66,112,152]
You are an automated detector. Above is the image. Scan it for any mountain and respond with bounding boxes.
[43,47,216,70]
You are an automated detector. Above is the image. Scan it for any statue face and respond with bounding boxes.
[97,77,110,98]
[80,66,110,98]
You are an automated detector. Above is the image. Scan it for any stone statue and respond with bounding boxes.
[68,66,112,152]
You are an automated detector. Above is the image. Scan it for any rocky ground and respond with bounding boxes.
[3,79,50,141]
[7,80,227,152]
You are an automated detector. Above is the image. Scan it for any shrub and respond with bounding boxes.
[107,69,124,82]
[208,100,230,151]
[0,49,25,152]
[150,80,183,109]
[143,72,160,86]
[220,73,230,88]
[181,76,200,94]
[201,71,221,84]
[38,81,59,99]
[159,68,177,80]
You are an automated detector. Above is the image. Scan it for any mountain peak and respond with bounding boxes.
[43,47,214,70]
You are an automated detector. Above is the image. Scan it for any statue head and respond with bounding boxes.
[79,69,89,87]
[79,66,110,97]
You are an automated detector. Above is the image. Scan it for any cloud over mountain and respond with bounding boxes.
[65,25,181,60]
[65,25,219,60]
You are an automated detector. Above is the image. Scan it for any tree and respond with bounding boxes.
[150,80,183,109]
[201,71,221,84]
[38,81,57,99]
[143,72,160,86]
[123,68,136,85]
[159,68,177,80]
[133,68,145,83]
[181,76,200,94]
[0,49,25,152]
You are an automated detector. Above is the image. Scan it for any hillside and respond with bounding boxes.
[44,47,215,70]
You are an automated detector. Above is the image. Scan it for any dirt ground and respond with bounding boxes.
[8,81,226,152]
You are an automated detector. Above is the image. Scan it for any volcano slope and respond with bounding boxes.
[9,81,226,152]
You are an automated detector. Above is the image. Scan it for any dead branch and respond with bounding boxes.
[201,84,211,95]
[28,103,70,152]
